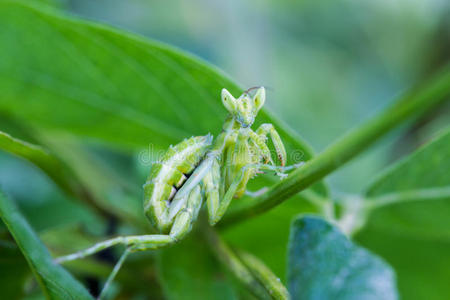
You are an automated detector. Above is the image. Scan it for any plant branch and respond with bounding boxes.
[221,64,450,226]
[366,187,450,209]
[202,226,272,299]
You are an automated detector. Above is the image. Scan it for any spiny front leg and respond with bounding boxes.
[255,123,287,166]
[229,129,257,198]
[168,185,203,242]
[203,157,221,225]
[248,130,273,165]
[167,154,214,221]
[211,163,298,225]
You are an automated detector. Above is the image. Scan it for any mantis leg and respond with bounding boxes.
[168,131,237,225]
[168,152,215,221]
[98,248,131,300]
[245,187,269,197]
[55,234,174,263]
[210,163,298,225]
[168,185,203,242]
[255,123,287,166]
[56,185,205,264]
[248,130,273,165]
[203,158,221,225]
[57,187,203,300]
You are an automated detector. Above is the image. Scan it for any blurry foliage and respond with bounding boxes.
[355,128,450,300]
[68,0,450,192]
[0,0,449,299]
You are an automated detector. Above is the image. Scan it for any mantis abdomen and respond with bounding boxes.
[144,135,212,232]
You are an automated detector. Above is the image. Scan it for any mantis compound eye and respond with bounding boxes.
[253,87,265,111]
[221,88,237,113]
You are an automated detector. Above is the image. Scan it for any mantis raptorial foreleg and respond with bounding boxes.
[97,248,131,300]
[203,158,221,224]
[168,152,216,220]
[256,123,287,166]
[232,130,256,198]
[210,163,298,225]
[248,130,273,165]
[167,185,202,242]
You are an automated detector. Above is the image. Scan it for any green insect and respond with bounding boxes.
[56,87,298,298]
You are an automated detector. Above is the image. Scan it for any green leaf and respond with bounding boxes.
[0,191,94,299]
[0,131,113,232]
[33,132,147,228]
[0,0,317,165]
[0,130,76,195]
[235,249,290,300]
[157,231,238,300]
[0,0,328,219]
[363,127,450,239]
[0,124,149,230]
[355,128,450,300]
[356,228,450,300]
[287,216,398,300]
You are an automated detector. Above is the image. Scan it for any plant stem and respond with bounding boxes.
[221,64,450,226]
[366,187,450,210]
[236,249,291,300]
[203,226,271,299]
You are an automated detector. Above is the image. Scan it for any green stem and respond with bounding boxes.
[337,186,450,235]
[202,226,272,300]
[221,64,450,226]
[300,189,335,220]
[236,249,290,300]
[366,187,450,210]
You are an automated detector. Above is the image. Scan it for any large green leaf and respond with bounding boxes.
[156,230,238,300]
[287,216,398,300]
[33,132,147,228]
[0,125,150,229]
[0,0,317,165]
[0,130,77,195]
[0,191,94,299]
[363,127,450,239]
[355,127,450,300]
[0,133,110,233]
[0,128,130,225]
[0,0,327,199]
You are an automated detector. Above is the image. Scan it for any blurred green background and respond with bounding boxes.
[67,0,450,192]
[0,0,449,299]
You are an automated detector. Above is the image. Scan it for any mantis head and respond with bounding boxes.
[221,87,265,128]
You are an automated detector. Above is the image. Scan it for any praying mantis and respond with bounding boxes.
[56,87,300,298]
